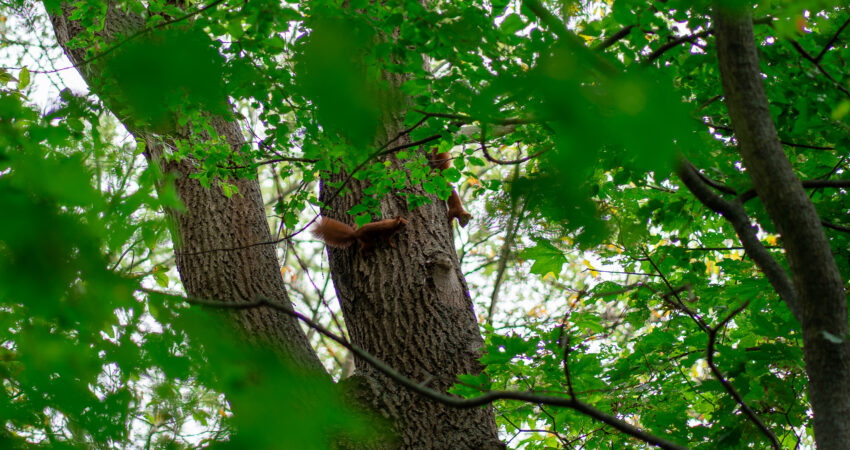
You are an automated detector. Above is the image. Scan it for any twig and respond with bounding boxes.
[487,163,524,323]
[645,29,713,63]
[479,139,549,165]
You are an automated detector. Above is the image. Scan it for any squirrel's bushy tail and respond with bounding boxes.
[311,217,356,248]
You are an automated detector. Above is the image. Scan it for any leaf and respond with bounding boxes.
[500,13,525,35]
[0,69,17,85]
[520,240,567,276]
[18,67,30,90]
[153,266,169,288]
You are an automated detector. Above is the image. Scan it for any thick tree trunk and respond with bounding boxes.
[48,3,324,373]
[320,122,502,447]
[49,1,501,446]
[713,5,850,447]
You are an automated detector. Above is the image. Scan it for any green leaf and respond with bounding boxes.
[501,13,525,35]
[18,67,30,90]
[519,240,567,276]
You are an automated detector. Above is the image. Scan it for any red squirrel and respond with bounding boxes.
[430,148,472,227]
[312,216,408,252]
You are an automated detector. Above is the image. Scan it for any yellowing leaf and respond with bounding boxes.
[583,260,599,278]
[705,258,719,275]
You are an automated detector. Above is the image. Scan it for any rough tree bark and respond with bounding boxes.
[48,2,502,448]
[48,3,324,371]
[319,68,501,447]
[713,4,850,448]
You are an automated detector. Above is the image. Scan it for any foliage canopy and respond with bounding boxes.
[2,0,849,447]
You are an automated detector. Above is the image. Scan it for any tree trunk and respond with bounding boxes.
[320,113,502,448]
[713,5,850,447]
[49,2,502,447]
[48,3,324,373]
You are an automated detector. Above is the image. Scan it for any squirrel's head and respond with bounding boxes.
[394,216,409,226]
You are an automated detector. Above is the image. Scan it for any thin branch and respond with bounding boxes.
[479,139,549,165]
[815,17,850,62]
[175,131,445,257]
[144,289,687,450]
[645,29,713,63]
[788,39,850,98]
[676,160,801,322]
[694,169,738,196]
[780,141,835,150]
[411,109,539,126]
[681,246,782,252]
[705,121,836,149]
[522,0,617,76]
[382,133,442,155]
[582,268,657,277]
[286,240,347,341]
[31,0,228,74]
[643,17,771,64]
[821,220,850,233]
[739,179,850,203]
[697,94,724,111]
[487,164,523,323]
[594,24,636,51]
[706,301,781,449]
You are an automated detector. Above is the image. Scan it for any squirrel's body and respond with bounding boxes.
[312,216,408,252]
[430,148,472,227]
[447,189,472,227]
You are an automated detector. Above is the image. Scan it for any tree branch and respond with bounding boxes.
[706,301,781,449]
[739,179,850,203]
[594,24,636,51]
[645,29,713,63]
[676,160,801,322]
[815,17,850,62]
[143,289,688,450]
[788,39,850,98]
[478,138,549,165]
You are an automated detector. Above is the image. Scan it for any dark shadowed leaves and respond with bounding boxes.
[294,17,388,147]
[102,28,228,131]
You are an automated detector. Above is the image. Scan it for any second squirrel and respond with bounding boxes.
[430,148,473,227]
